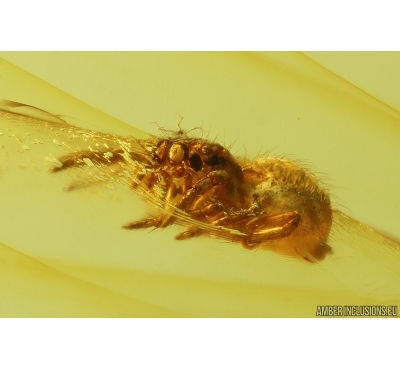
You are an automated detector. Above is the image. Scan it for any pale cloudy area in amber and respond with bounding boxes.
[0,52,399,317]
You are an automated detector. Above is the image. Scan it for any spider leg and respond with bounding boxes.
[123,170,230,233]
[123,217,163,230]
[163,170,230,232]
[51,146,152,173]
[50,148,125,172]
[174,226,204,240]
[173,202,225,241]
[239,212,300,249]
[210,201,261,227]
[176,170,229,211]
[187,202,225,219]
[122,187,178,230]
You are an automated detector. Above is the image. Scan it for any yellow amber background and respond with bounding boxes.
[0,52,399,317]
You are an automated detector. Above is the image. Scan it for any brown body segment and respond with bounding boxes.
[242,158,332,261]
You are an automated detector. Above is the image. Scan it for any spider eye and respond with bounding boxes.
[209,154,222,166]
[189,153,203,172]
[168,143,187,164]
[201,145,211,155]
